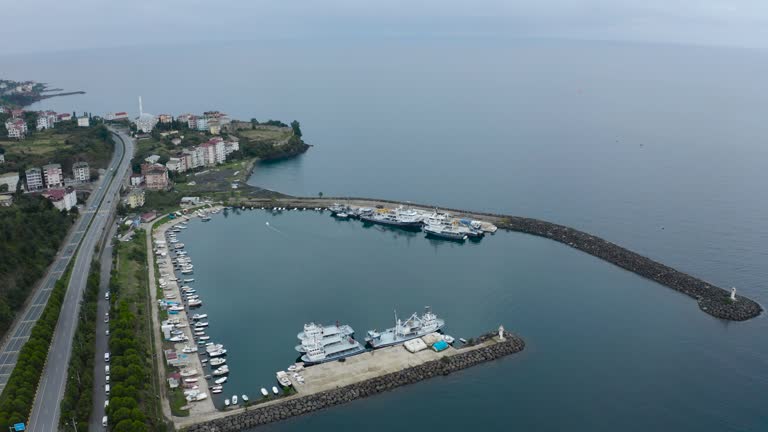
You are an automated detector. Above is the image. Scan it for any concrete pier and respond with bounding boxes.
[182,332,525,431]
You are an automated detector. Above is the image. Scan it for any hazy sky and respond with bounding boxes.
[1,0,767,55]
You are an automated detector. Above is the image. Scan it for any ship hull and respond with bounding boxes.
[366,321,446,349]
[360,215,423,230]
[424,230,467,242]
[301,346,366,365]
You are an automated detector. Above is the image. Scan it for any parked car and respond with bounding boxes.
[104,352,110,362]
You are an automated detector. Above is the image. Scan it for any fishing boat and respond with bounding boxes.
[208,349,227,357]
[191,313,207,320]
[212,366,229,376]
[366,306,445,348]
[423,223,468,242]
[299,335,365,364]
[261,388,268,397]
[276,371,292,387]
[297,322,354,341]
[215,377,227,385]
[210,358,226,366]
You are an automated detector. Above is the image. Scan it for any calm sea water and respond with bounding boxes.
[4,38,767,430]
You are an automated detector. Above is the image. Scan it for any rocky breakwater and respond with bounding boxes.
[184,332,525,432]
[496,217,763,321]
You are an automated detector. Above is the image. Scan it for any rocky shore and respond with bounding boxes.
[184,333,525,431]
[231,196,762,321]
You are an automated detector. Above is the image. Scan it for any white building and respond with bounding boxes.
[77,116,90,127]
[145,154,161,164]
[224,139,240,155]
[195,117,208,131]
[5,119,27,139]
[25,168,44,190]
[43,188,77,211]
[72,161,90,182]
[130,173,144,187]
[0,172,19,193]
[134,96,158,133]
[166,157,183,172]
[42,163,63,188]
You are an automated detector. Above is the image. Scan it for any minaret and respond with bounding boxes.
[138,96,143,117]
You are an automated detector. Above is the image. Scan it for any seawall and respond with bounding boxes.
[184,332,525,432]
[229,196,763,321]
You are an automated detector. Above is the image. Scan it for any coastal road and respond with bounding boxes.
[0,128,131,393]
[89,222,117,431]
[26,128,135,432]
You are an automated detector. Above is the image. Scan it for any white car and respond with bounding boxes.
[105,365,110,374]
[104,352,110,362]
[105,292,110,300]
[102,415,108,427]
[105,375,110,383]
[105,329,109,336]
[104,400,109,409]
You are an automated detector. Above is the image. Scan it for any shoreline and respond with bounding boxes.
[226,196,763,322]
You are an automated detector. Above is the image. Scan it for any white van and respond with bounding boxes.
[104,352,110,362]
[105,375,110,383]
[105,365,110,375]
[105,384,110,395]
[102,415,108,427]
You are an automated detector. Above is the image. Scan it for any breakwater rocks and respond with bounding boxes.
[184,334,525,432]
[494,216,762,321]
[232,197,762,321]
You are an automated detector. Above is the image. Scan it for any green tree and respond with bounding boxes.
[290,120,302,137]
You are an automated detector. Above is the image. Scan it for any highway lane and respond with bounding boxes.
[26,128,135,432]
[88,222,116,431]
[0,129,128,393]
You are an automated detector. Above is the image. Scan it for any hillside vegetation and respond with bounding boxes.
[0,195,75,337]
[0,117,114,175]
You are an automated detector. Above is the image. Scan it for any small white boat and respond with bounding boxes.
[184,378,198,383]
[272,386,279,395]
[210,358,226,366]
[192,314,208,320]
[182,345,196,353]
[211,385,223,391]
[459,338,468,344]
[188,299,203,307]
[184,278,195,282]
[212,389,222,394]
[260,388,268,397]
[215,377,227,384]
[181,369,198,377]
[201,359,208,364]
[195,393,208,401]
[194,322,209,328]
[443,335,455,344]
[198,336,210,341]
[225,399,230,407]
[194,331,205,336]
[232,395,238,405]
[242,394,249,402]
[276,371,292,387]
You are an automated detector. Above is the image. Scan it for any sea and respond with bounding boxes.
[4,38,767,430]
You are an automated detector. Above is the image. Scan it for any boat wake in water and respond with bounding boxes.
[266,221,286,235]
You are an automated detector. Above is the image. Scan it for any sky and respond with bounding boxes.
[1,0,767,55]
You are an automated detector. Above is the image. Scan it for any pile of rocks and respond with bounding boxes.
[494,216,762,321]
[185,333,525,432]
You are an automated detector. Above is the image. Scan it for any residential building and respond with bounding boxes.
[57,113,72,121]
[72,161,90,182]
[224,139,240,155]
[5,118,28,139]
[25,167,44,190]
[0,172,19,193]
[158,114,173,124]
[136,113,158,133]
[130,173,144,187]
[42,163,63,188]
[77,116,90,127]
[11,109,23,118]
[36,111,57,130]
[176,113,193,124]
[144,164,169,190]
[166,157,183,172]
[195,117,208,131]
[183,115,197,129]
[114,112,128,120]
[126,189,145,208]
[42,187,77,211]
[180,196,200,206]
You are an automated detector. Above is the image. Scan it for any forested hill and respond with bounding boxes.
[0,195,75,337]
